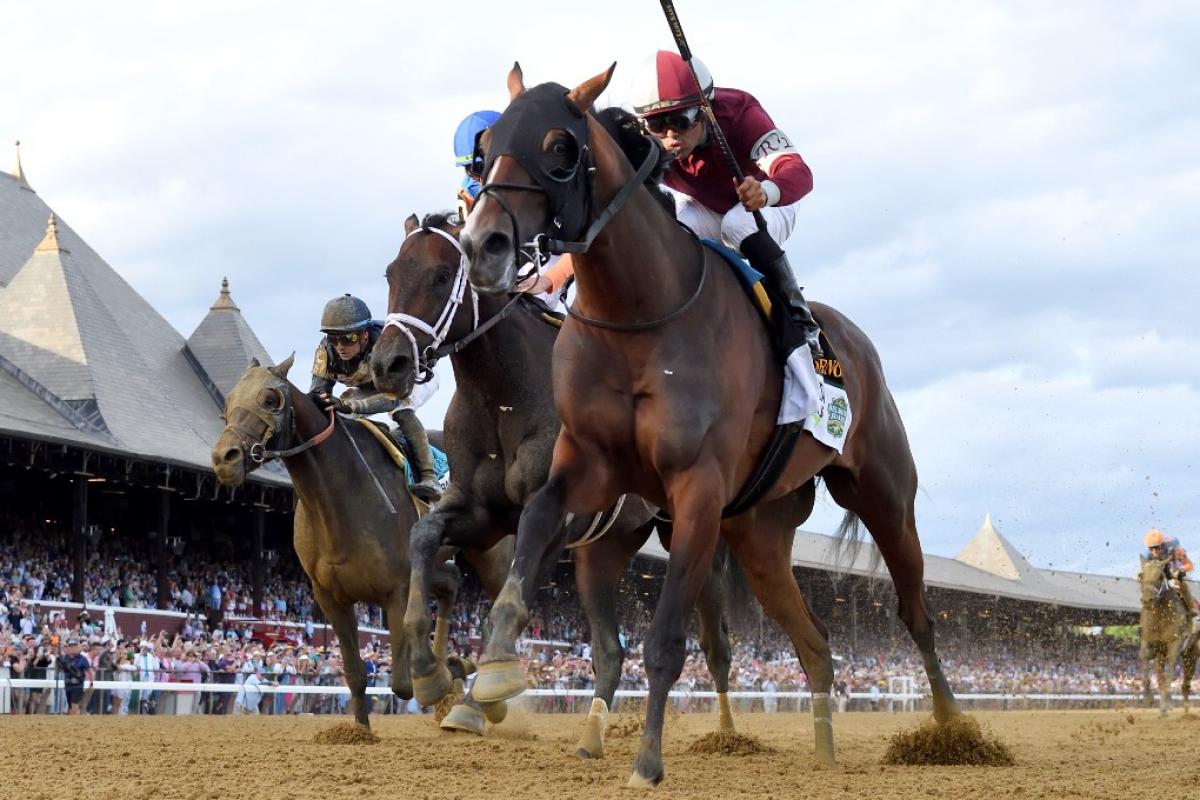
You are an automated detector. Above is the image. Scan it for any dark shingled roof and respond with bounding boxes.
[0,165,285,484]
[186,278,274,397]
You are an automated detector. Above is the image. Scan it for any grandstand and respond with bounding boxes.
[1,142,1188,707]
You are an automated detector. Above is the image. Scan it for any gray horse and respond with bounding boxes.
[211,357,509,726]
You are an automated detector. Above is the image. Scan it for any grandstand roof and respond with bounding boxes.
[186,278,274,396]
[0,157,285,484]
[638,513,1146,614]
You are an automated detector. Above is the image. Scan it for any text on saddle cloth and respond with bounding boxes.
[699,239,851,453]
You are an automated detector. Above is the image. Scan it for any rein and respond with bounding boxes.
[229,402,336,465]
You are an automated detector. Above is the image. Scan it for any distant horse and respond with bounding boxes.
[370,205,739,754]
[211,357,504,726]
[1138,556,1195,715]
[459,64,960,785]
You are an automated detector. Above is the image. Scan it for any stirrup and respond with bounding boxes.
[411,479,443,503]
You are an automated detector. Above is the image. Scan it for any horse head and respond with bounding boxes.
[461,62,617,293]
[211,354,296,486]
[371,212,474,397]
[1139,555,1172,605]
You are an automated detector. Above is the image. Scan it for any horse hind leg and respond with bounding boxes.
[824,465,960,722]
[696,542,735,733]
[725,520,836,768]
[572,518,647,758]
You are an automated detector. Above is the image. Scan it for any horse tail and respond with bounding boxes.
[719,542,759,637]
[831,509,885,576]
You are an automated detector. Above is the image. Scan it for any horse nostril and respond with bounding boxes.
[481,231,512,259]
[385,353,411,378]
[220,447,242,465]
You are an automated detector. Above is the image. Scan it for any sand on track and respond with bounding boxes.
[3,708,1197,800]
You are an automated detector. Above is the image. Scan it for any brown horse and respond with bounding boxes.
[459,64,959,786]
[369,206,739,753]
[1137,557,1195,715]
[211,357,501,726]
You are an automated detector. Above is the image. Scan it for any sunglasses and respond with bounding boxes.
[328,332,362,346]
[643,106,702,136]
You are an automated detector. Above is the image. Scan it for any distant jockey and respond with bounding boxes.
[1144,528,1195,621]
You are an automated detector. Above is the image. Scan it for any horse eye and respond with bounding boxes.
[552,142,567,156]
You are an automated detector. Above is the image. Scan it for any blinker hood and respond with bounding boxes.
[482,82,593,243]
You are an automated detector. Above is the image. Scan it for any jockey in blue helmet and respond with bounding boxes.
[454,110,501,219]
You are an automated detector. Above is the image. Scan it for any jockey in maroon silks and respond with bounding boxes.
[630,50,821,351]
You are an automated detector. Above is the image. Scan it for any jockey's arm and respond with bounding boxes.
[544,255,575,294]
[736,96,813,207]
[308,345,336,400]
[1176,547,1194,575]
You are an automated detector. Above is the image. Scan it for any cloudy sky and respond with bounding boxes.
[3,1,1197,576]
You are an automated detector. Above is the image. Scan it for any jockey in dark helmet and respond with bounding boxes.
[308,294,442,503]
[630,50,822,353]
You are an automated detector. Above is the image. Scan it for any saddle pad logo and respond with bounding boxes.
[826,396,848,439]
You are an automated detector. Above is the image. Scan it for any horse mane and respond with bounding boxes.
[420,211,462,231]
[593,106,676,218]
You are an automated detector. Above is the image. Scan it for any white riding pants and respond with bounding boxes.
[673,193,800,248]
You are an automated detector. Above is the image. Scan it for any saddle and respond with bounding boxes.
[351,419,430,515]
[698,238,846,517]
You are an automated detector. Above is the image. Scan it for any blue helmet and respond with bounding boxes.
[454,110,501,171]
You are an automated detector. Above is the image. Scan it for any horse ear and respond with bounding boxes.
[268,352,295,380]
[507,61,526,101]
[567,62,617,113]
[249,357,261,369]
[404,214,420,235]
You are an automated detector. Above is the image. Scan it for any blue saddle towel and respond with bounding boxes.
[402,444,450,486]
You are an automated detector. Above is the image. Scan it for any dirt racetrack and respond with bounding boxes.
[3,707,1197,800]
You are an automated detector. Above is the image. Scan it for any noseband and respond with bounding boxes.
[226,386,336,465]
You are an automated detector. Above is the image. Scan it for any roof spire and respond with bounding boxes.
[13,140,33,191]
[210,276,240,311]
[34,213,68,254]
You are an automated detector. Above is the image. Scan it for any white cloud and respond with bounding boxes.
[2,0,1197,575]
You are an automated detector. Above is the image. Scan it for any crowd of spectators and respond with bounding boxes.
[3,514,1194,718]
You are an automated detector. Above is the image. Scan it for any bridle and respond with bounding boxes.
[382,225,525,383]
[474,84,704,332]
[224,380,336,465]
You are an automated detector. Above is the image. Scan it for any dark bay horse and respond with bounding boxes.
[1137,557,1196,715]
[459,64,960,786]
[370,209,739,753]
[211,357,500,726]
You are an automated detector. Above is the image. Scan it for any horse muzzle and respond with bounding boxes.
[461,226,518,294]
[211,431,251,486]
[370,336,417,397]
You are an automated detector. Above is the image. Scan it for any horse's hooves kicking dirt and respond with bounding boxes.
[433,679,465,724]
[687,731,777,756]
[882,715,1014,766]
[311,722,379,745]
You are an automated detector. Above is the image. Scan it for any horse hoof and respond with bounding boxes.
[440,703,487,736]
[447,655,477,680]
[627,769,663,789]
[472,660,527,703]
[481,699,508,725]
[413,664,453,707]
[576,697,609,759]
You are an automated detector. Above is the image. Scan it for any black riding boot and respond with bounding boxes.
[739,229,823,357]
[392,409,443,503]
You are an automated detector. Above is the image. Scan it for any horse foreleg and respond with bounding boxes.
[696,542,735,733]
[629,483,723,788]
[403,506,457,706]
[313,586,369,727]
[385,591,413,704]
[825,465,960,722]
[572,518,649,758]
[473,474,571,703]
[1140,642,1154,707]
